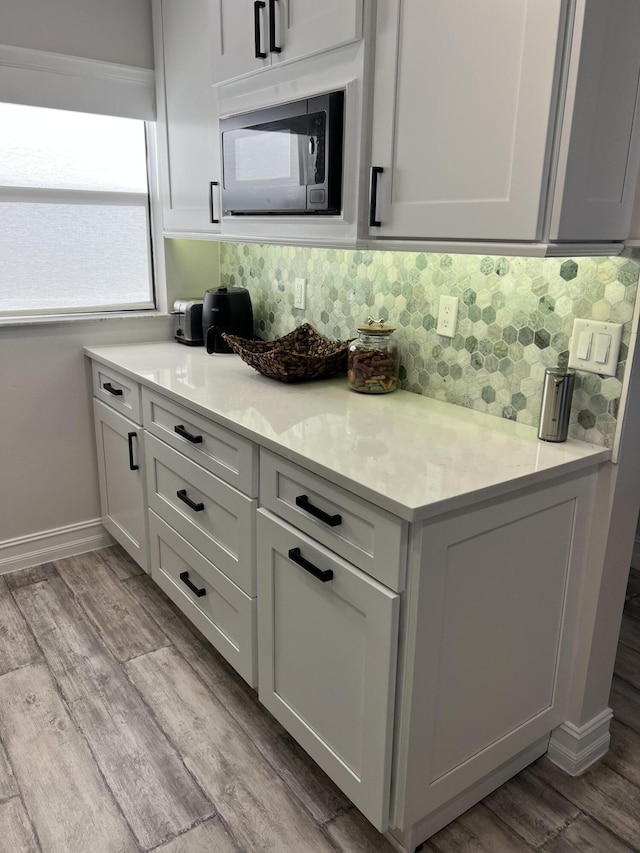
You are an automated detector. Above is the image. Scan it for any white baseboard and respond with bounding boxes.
[547,708,613,776]
[631,535,640,570]
[0,519,112,576]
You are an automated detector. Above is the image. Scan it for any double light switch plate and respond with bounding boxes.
[568,318,623,376]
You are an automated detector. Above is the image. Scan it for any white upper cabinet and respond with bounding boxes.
[549,0,640,242]
[153,0,221,233]
[368,0,640,248]
[368,0,565,242]
[211,0,363,84]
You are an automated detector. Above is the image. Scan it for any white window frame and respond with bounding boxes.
[0,45,165,322]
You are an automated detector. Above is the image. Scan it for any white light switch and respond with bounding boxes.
[568,319,623,377]
[576,330,592,360]
[594,333,611,364]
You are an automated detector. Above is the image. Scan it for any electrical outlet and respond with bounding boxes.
[294,277,307,309]
[437,295,459,337]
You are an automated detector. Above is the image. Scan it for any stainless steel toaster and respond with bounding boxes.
[172,299,204,346]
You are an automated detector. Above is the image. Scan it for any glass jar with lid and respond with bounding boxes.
[347,319,399,393]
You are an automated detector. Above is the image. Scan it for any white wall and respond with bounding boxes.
[0,318,170,549]
[0,0,154,69]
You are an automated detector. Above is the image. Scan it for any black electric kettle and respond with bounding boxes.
[202,286,254,354]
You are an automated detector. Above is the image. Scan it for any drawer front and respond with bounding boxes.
[257,509,399,830]
[149,510,256,687]
[260,449,407,592]
[143,388,258,496]
[145,433,256,596]
[92,362,141,423]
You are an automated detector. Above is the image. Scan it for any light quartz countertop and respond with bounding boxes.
[85,342,611,522]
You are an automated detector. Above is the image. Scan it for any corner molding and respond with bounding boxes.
[547,708,613,775]
[0,44,155,120]
[0,519,112,575]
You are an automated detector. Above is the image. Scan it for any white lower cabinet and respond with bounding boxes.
[93,398,149,572]
[256,509,399,831]
[87,353,605,850]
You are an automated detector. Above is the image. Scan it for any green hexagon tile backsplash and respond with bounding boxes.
[219,243,640,448]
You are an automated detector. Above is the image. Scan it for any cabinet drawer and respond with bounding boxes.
[260,449,407,591]
[92,362,141,423]
[145,433,256,596]
[150,511,256,686]
[143,388,257,495]
[257,509,398,830]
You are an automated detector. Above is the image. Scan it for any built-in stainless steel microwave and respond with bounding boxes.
[220,90,344,216]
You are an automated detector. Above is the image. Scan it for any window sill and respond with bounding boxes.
[0,310,169,329]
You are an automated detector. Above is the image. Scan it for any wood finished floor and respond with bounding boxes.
[0,547,639,853]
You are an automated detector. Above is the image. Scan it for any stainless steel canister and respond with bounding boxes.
[538,368,576,442]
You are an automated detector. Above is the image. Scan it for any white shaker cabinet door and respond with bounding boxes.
[211,0,362,83]
[369,0,564,241]
[257,510,399,831]
[549,0,640,241]
[93,399,149,572]
[154,0,221,233]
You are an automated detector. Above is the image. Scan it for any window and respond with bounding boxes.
[0,103,155,317]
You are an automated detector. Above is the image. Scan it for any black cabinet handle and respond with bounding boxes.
[209,181,220,224]
[369,166,383,227]
[179,571,206,597]
[254,0,267,58]
[174,424,203,444]
[268,0,281,53]
[103,382,123,396]
[288,547,333,583]
[176,489,204,512]
[127,431,139,471]
[295,494,342,527]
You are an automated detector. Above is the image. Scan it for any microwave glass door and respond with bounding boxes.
[223,115,309,191]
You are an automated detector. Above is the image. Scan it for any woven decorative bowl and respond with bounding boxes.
[222,323,351,383]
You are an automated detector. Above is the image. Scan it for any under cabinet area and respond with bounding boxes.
[86,345,611,852]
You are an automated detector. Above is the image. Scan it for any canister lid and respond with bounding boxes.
[357,317,396,334]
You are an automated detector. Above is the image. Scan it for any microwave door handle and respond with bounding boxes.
[254,1,267,59]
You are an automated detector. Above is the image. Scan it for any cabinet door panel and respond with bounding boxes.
[550,0,640,240]
[211,0,270,83]
[212,0,362,83]
[155,0,221,232]
[370,0,563,240]
[272,0,362,67]
[93,400,148,572]
[257,510,399,831]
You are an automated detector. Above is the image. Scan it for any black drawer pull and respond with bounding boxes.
[268,0,281,53]
[179,571,206,597]
[209,181,220,224]
[127,432,139,471]
[174,424,203,444]
[176,489,204,512]
[295,494,342,527]
[103,382,123,396]
[254,0,267,58]
[288,548,333,583]
[369,166,383,227]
